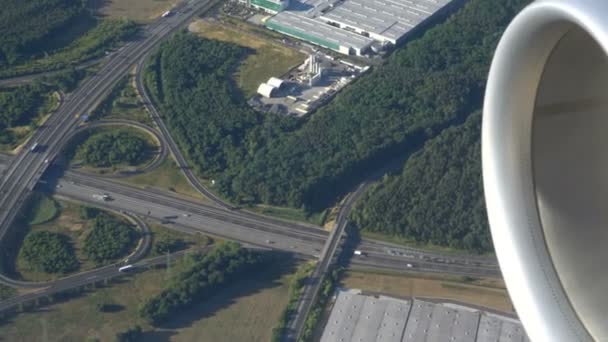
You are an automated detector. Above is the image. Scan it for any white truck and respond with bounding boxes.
[118,264,134,272]
[161,10,172,17]
[30,142,39,152]
[354,250,365,256]
[92,193,111,201]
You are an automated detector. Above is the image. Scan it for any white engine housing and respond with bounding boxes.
[483,1,608,341]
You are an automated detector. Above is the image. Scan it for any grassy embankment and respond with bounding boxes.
[92,75,153,125]
[189,19,306,98]
[14,196,137,282]
[341,270,513,313]
[92,0,179,24]
[0,254,300,342]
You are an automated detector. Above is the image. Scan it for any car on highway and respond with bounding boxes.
[30,142,39,152]
[118,264,134,272]
[92,193,111,201]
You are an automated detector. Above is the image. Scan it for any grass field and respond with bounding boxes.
[0,91,61,154]
[120,159,208,202]
[0,284,15,301]
[0,257,300,342]
[15,199,137,282]
[341,270,514,313]
[92,0,179,23]
[93,74,153,125]
[147,223,212,257]
[0,19,136,79]
[189,19,306,97]
[25,192,59,226]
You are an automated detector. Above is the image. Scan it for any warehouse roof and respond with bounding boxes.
[267,11,374,51]
[267,77,285,88]
[319,0,452,42]
[257,83,277,98]
[320,291,530,342]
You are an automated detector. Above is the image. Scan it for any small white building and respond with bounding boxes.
[257,83,278,98]
[267,77,285,89]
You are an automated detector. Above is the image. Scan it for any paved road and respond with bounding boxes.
[0,0,502,316]
[285,183,365,341]
[0,246,212,314]
[0,211,152,289]
[0,57,107,87]
[0,159,500,314]
[0,153,500,281]
[0,0,219,247]
[134,57,233,210]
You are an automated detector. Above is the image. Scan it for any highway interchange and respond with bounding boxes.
[0,0,501,338]
[0,153,500,285]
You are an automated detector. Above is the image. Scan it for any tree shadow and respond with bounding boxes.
[98,303,125,313]
[147,252,297,336]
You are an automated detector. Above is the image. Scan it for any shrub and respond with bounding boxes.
[20,231,79,273]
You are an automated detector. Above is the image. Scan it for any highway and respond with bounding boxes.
[0,152,500,280]
[0,210,152,289]
[0,56,107,87]
[0,0,502,326]
[0,0,221,245]
[0,163,500,319]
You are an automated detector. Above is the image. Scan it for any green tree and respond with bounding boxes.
[78,130,148,167]
[139,243,266,325]
[20,231,79,273]
[147,0,530,213]
[115,325,142,342]
[83,214,137,264]
[79,206,100,220]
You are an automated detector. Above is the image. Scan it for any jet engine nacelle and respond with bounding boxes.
[483,1,608,341]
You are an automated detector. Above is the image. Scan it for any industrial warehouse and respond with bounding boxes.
[320,290,529,342]
[257,0,455,55]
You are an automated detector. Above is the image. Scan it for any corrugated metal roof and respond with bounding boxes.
[319,291,530,342]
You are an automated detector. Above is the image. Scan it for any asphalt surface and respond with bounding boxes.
[0,0,503,320]
[286,184,363,341]
[0,57,107,87]
[0,246,212,313]
[0,0,220,246]
[134,56,233,210]
[0,152,500,282]
[0,210,152,289]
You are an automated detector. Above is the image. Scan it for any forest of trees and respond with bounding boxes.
[0,0,137,77]
[77,130,148,167]
[0,84,46,144]
[0,0,86,66]
[148,0,530,213]
[0,69,88,146]
[139,242,267,325]
[83,214,137,264]
[19,231,79,273]
[350,113,492,252]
